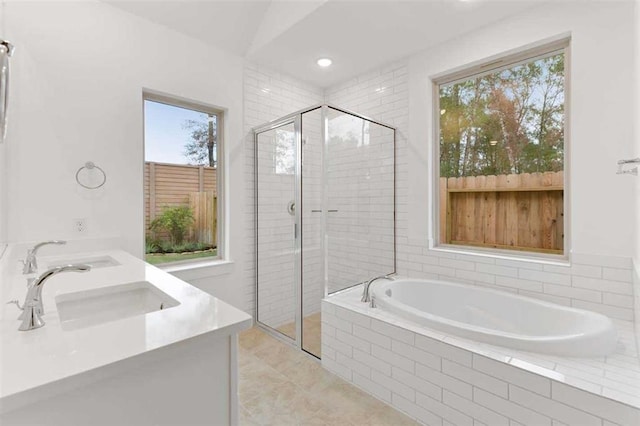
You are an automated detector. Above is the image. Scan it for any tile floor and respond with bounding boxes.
[239,327,419,426]
[277,313,323,358]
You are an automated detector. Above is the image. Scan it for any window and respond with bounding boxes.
[435,42,567,256]
[275,127,295,175]
[143,93,223,266]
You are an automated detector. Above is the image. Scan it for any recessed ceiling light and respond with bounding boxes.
[317,58,332,67]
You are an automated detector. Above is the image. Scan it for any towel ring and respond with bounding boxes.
[75,161,106,189]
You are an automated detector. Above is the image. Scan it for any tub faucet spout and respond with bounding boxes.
[361,275,394,307]
[19,264,91,331]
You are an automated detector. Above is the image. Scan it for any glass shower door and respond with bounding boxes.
[301,108,323,357]
[256,121,299,340]
[325,107,395,294]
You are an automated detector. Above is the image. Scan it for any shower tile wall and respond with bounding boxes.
[325,62,409,294]
[325,109,395,294]
[244,63,323,325]
[255,126,297,331]
[246,65,396,331]
[325,59,635,322]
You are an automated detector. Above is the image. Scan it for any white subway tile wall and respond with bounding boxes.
[325,107,395,293]
[322,298,640,426]
[247,63,396,326]
[255,125,298,329]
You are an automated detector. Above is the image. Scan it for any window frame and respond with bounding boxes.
[431,38,571,260]
[142,90,226,267]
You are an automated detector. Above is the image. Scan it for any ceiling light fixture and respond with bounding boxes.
[317,58,332,68]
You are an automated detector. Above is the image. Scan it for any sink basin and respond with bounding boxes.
[47,255,120,269]
[55,281,180,331]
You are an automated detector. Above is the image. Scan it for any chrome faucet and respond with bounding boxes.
[22,240,66,274]
[18,264,91,331]
[361,274,394,308]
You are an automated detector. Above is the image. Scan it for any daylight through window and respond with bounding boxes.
[143,96,222,265]
[437,46,566,255]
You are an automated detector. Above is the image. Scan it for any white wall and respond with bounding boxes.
[3,1,249,309]
[327,2,637,321]
[410,1,636,259]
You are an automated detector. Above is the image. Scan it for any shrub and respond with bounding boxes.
[145,239,162,254]
[149,205,194,245]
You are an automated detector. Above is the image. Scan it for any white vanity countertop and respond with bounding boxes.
[0,246,252,410]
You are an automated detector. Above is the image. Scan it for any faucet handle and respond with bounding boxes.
[22,240,67,275]
[7,299,28,320]
[6,299,24,311]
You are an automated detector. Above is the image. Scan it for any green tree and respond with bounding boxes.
[183,113,217,167]
[439,53,564,178]
[149,205,194,245]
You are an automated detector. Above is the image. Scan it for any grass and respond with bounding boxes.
[145,249,217,265]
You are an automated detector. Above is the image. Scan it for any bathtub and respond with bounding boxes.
[371,278,617,357]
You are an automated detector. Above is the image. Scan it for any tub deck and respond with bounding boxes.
[324,285,640,417]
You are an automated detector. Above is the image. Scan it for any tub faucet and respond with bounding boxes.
[361,274,394,307]
[18,264,91,331]
[22,240,66,274]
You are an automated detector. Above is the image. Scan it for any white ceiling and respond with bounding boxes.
[106,0,542,88]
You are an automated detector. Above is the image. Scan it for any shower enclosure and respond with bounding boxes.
[254,105,395,358]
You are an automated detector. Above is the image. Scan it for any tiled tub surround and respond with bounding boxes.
[405,251,637,323]
[322,286,640,426]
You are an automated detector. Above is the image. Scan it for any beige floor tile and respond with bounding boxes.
[243,381,325,425]
[279,357,341,394]
[240,327,279,354]
[238,326,418,426]
[239,405,262,426]
[366,405,421,426]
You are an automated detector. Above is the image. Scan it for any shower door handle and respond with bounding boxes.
[287,200,296,216]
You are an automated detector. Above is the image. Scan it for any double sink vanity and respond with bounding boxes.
[0,240,252,425]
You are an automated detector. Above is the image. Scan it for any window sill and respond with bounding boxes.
[160,259,234,280]
[431,244,570,267]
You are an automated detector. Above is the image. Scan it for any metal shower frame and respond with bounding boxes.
[253,103,396,357]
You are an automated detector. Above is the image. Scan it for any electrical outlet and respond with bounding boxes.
[74,218,87,234]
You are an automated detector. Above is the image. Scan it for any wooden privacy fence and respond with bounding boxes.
[144,162,217,245]
[440,171,564,254]
[189,192,217,246]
